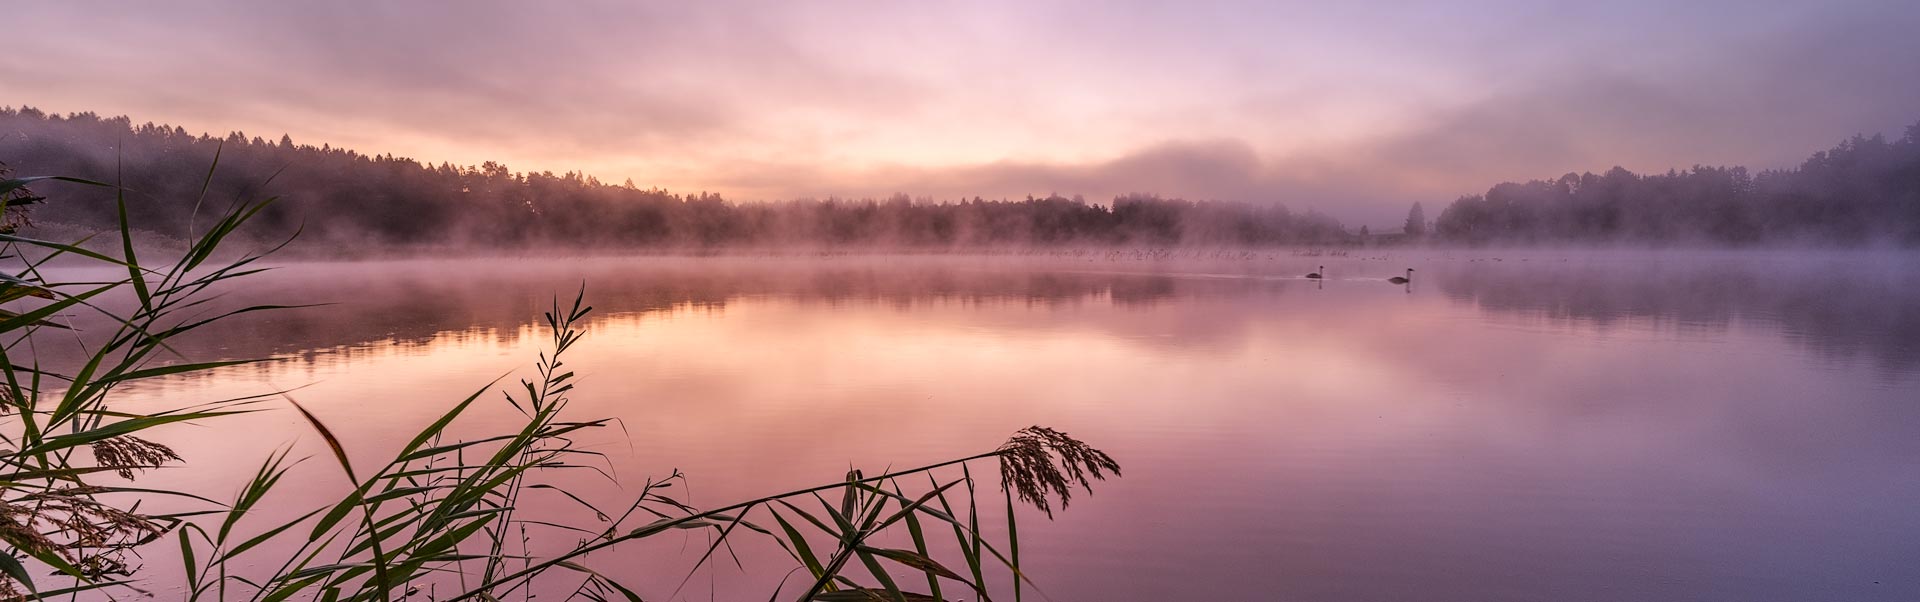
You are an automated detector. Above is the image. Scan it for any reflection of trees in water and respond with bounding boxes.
[1108,274,1180,306]
[76,261,1200,367]
[1432,259,1920,373]
[53,255,1920,379]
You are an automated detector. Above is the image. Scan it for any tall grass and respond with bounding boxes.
[0,162,1120,601]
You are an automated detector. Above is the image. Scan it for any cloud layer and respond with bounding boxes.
[5,0,1917,225]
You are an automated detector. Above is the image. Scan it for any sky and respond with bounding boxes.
[7,0,1919,225]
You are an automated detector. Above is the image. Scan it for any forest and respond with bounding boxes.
[0,107,1346,250]
[3,106,1918,249]
[1432,125,1920,244]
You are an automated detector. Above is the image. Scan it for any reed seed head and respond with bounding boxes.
[90,436,183,480]
[997,426,1122,518]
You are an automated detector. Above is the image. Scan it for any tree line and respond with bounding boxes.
[0,107,1346,250]
[3,106,1916,249]
[1430,124,1920,244]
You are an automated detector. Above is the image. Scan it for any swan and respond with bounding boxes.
[1388,268,1413,284]
[1305,266,1323,279]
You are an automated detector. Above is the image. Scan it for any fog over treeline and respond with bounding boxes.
[1432,123,1920,245]
[0,107,1348,249]
[3,106,1918,249]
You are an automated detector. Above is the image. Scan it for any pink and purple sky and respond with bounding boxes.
[8,1,1918,224]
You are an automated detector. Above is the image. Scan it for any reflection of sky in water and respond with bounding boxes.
[85,252,1920,601]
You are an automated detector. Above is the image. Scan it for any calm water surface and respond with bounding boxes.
[106,251,1920,601]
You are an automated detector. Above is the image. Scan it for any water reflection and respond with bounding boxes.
[1427,253,1920,373]
[95,253,1918,378]
[66,252,1920,601]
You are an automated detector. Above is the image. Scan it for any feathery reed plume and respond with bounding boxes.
[0,505,62,559]
[1,488,166,585]
[90,436,183,480]
[997,426,1121,518]
[0,160,37,235]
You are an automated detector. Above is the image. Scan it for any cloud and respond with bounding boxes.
[696,139,1388,223]
[1361,7,1920,188]
[705,2,1920,226]
[3,0,1916,227]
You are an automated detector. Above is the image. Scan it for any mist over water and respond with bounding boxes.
[96,250,1920,601]
[10,2,1920,598]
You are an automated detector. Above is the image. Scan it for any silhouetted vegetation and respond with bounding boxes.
[1431,124,1920,245]
[6,107,1917,249]
[0,107,1346,250]
[1,170,1121,600]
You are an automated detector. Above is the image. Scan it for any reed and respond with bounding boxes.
[0,160,1120,601]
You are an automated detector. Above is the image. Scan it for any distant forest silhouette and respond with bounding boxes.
[3,106,1917,249]
[1432,124,1920,244]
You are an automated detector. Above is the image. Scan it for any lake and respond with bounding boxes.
[99,250,1920,601]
